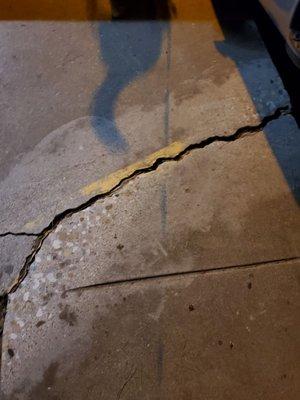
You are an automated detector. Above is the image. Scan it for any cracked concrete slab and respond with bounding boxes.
[0,236,34,295]
[9,114,299,293]
[1,110,299,397]
[0,15,288,238]
[2,259,299,399]
[1,2,299,396]
[0,1,293,294]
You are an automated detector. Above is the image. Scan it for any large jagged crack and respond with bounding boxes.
[0,105,291,335]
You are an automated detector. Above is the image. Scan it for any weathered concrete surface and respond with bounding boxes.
[0,1,293,295]
[5,116,298,293]
[0,2,299,397]
[2,260,299,399]
[0,2,287,180]
[0,14,289,237]
[0,236,35,295]
[1,113,299,398]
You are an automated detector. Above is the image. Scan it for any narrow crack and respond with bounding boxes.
[0,295,8,337]
[0,105,291,338]
[0,232,38,238]
[117,367,137,400]
[67,256,300,293]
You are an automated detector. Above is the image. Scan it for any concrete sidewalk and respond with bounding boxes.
[2,124,300,399]
[0,1,290,292]
[0,1,299,399]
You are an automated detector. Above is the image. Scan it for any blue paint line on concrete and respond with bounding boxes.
[163,25,172,147]
[160,184,168,236]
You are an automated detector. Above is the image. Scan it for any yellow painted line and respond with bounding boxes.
[82,141,185,197]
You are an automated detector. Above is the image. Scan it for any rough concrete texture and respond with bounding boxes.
[1,1,299,398]
[1,114,299,398]
[2,260,299,400]
[6,116,299,292]
[0,236,35,295]
[0,18,289,236]
[0,0,293,299]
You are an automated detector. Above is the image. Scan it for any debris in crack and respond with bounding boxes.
[0,105,290,343]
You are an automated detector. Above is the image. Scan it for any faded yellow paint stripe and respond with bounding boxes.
[82,141,185,197]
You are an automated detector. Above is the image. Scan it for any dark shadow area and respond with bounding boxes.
[108,0,175,20]
[0,0,176,156]
[212,0,300,203]
[88,0,175,151]
[252,0,300,125]
[1,0,298,197]
[252,0,300,202]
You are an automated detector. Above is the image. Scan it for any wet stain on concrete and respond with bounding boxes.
[42,293,53,306]
[36,320,46,328]
[29,362,60,400]
[59,305,77,326]
[173,83,204,107]
[9,361,60,400]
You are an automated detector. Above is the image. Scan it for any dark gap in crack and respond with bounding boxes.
[0,232,38,238]
[0,293,8,375]
[67,256,299,293]
[0,105,290,341]
[0,294,8,336]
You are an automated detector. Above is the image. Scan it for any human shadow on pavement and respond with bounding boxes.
[0,0,174,155]
[212,0,300,203]
[88,0,174,152]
